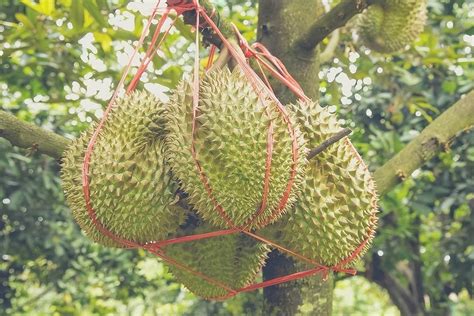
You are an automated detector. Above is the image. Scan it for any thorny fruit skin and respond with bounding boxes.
[358,0,427,53]
[61,91,184,247]
[165,68,307,230]
[164,223,269,299]
[261,100,378,267]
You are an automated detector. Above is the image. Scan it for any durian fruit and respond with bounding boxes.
[165,68,306,230]
[163,219,269,299]
[261,101,378,268]
[357,0,427,53]
[61,91,185,248]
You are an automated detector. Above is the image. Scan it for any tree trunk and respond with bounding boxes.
[258,0,323,104]
[257,1,333,315]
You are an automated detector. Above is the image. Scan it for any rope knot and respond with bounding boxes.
[331,266,358,276]
[231,24,255,58]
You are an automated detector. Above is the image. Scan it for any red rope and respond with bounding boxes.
[205,44,217,70]
[147,247,238,296]
[127,10,178,93]
[197,4,301,229]
[147,228,239,249]
[80,0,375,300]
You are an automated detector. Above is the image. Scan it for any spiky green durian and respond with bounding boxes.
[357,0,427,53]
[61,91,185,248]
[163,220,269,299]
[165,68,306,229]
[261,101,378,267]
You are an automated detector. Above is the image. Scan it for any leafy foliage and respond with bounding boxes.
[320,0,473,313]
[0,0,473,314]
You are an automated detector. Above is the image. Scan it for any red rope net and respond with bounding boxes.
[81,0,374,300]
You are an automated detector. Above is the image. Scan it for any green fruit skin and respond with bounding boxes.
[358,0,427,53]
[261,101,378,268]
[61,91,185,248]
[165,68,307,230]
[164,222,269,300]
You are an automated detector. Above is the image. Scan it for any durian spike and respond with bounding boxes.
[164,68,306,230]
[61,91,184,248]
[209,37,350,162]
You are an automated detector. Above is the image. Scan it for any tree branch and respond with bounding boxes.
[0,110,70,159]
[374,90,474,195]
[366,253,424,315]
[295,0,378,50]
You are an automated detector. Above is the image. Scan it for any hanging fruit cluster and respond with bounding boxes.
[60,67,378,299]
[56,0,405,300]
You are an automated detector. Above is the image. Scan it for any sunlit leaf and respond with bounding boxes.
[70,0,84,30]
[83,0,106,27]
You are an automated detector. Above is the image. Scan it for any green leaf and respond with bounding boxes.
[15,13,35,30]
[93,32,112,52]
[95,0,108,10]
[19,0,43,14]
[173,19,194,41]
[20,0,54,15]
[70,0,85,30]
[39,0,55,15]
[83,0,107,27]
[442,80,457,94]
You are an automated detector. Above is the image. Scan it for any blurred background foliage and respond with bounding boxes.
[0,0,473,314]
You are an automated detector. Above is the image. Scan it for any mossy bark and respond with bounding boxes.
[257,0,324,104]
[257,1,335,315]
[374,90,474,195]
[0,110,69,159]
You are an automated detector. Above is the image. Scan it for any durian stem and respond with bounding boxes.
[171,0,233,47]
[206,46,230,73]
[307,128,352,160]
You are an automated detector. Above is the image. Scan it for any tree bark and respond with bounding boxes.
[0,110,69,159]
[374,90,474,195]
[295,0,379,50]
[257,1,337,315]
[258,0,324,104]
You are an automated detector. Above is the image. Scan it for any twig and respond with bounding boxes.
[307,128,352,160]
[206,45,230,73]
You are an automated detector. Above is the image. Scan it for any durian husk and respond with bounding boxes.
[357,0,427,53]
[164,68,307,230]
[261,100,378,268]
[163,218,269,300]
[61,91,185,247]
